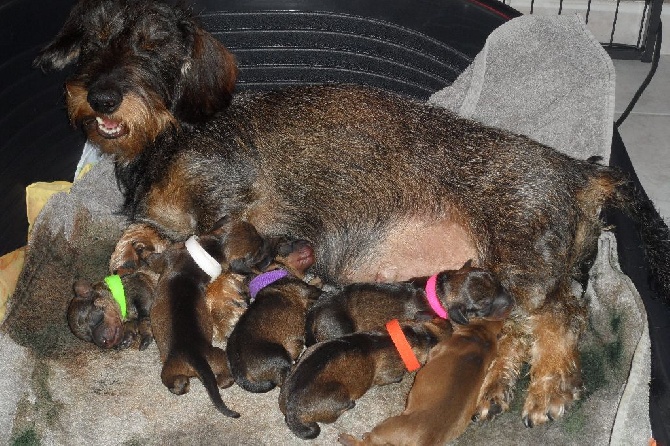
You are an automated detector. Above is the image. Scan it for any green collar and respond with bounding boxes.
[104,275,127,320]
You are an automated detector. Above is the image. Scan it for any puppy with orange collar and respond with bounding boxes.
[338,307,514,445]
[279,317,453,440]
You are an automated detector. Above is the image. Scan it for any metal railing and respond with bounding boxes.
[499,0,663,61]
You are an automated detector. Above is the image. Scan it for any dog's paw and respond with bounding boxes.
[169,376,191,395]
[117,325,137,350]
[137,318,153,350]
[216,372,235,389]
[473,382,513,421]
[138,334,154,350]
[521,373,581,427]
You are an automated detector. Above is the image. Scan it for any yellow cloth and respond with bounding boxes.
[0,178,80,322]
[25,181,73,235]
[0,248,25,323]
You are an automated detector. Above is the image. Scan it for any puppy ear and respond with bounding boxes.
[487,287,516,320]
[73,280,95,300]
[209,215,233,234]
[175,24,238,124]
[33,1,87,71]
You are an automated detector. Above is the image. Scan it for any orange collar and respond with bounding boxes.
[386,319,421,372]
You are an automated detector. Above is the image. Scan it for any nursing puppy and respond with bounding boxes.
[306,260,510,344]
[226,239,321,393]
[338,317,512,445]
[150,217,272,418]
[279,318,452,439]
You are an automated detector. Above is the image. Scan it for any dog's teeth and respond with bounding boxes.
[95,116,124,137]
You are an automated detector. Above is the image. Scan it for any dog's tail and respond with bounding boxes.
[189,351,240,418]
[592,157,670,301]
[614,176,670,301]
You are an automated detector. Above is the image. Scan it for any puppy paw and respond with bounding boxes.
[117,323,138,350]
[137,318,153,350]
[216,372,235,389]
[169,376,191,395]
[138,334,154,350]
[521,373,581,427]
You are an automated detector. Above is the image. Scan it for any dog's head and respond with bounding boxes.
[69,279,125,349]
[437,260,516,324]
[34,0,238,161]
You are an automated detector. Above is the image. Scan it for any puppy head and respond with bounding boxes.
[33,0,237,161]
[437,260,515,324]
[68,280,125,349]
[270,238,316,278]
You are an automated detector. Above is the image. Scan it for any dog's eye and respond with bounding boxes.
[89,309,105,327]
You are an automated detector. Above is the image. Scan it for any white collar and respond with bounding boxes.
[184,236,222,281]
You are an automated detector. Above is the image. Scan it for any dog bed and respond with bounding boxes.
[1,14,661,445]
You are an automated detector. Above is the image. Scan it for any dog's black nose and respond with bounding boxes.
[87,88,122,114]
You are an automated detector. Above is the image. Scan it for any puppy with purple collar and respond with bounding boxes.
[306,260,511,345]
[226,239,321,393]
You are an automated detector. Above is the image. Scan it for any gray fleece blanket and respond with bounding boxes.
[1,16,650,445]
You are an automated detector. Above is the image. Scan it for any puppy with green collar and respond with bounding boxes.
[69,267,158,350]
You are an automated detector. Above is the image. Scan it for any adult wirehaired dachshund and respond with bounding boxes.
[39,0,670,428]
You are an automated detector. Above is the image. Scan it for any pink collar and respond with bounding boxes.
[425,274,449,319]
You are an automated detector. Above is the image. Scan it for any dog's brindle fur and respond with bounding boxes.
[113,85,629,425]
[278,318,454,440]
[306,260,512,345]
[338,318,508,446]
[33,0,237,162]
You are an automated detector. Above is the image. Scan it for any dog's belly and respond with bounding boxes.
[343,218,478,283]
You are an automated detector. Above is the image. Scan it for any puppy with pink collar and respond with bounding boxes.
[305,260,512,345]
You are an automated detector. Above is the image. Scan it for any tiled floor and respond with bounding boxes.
[613,56,670,223]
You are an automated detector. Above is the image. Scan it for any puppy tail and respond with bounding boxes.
[190,352,240,418]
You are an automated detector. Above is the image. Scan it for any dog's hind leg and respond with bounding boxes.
[207,346,235,389]
[521,290,587,427]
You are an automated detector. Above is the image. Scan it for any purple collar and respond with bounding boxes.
[248,269,290,302]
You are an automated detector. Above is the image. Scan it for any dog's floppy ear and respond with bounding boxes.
[73,280,95,300]
[32,0,90,71]
[175,21,238,125]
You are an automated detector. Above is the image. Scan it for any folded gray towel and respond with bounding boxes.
[429,15,615,162]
